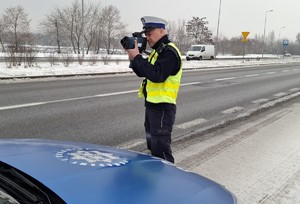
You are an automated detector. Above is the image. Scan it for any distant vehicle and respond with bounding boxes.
[284,52,291,57]
[186,44,215,61]
[0,139,242,204]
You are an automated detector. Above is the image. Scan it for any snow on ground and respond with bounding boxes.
[0,54,299,79]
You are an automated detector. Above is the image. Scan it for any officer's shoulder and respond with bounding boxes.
[157,43,177,55]
[165,44,178,52]
[163,43,180,59]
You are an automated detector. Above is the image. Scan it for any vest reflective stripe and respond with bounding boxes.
[138,42,182,104]
[146,82,180,89]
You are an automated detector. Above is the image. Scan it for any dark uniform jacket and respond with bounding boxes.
[130,35,181,110]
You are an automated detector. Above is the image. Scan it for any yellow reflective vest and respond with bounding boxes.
[138,42,182,104]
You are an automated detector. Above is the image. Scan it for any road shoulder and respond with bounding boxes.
[174,99,300,203]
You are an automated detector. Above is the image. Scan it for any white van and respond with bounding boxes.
[186,44,215,60]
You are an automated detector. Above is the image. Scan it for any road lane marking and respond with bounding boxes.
[244,74,259,78]
[222,106,244,114]
[0,102,46,110]
[214,77,236,81]
[116,138,145,149]
[266,72,276,75]
[274,92,287,97]
[94,90,137,97]
[290,88,300,92]
[252,98,270,104]
[181,82,202,86]
[0,90,137,111]
[1,82,209,111]
[176,118,207,129]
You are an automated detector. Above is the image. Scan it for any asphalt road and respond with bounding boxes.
[1,63,300,149]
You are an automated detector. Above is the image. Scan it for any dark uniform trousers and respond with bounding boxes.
[144,106,176,163]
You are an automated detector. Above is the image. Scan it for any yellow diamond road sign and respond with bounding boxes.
[242,32,250,39]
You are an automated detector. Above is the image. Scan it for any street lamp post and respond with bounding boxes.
[216,0,222,56]
[262,9,273,59]
[81,0,84,57]
[278,26,285,41]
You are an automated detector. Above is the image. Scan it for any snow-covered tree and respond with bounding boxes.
[185,17,213,44]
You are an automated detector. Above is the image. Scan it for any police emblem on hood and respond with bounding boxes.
[56,148,129,167]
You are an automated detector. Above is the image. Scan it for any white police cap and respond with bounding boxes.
[141,16,167,33]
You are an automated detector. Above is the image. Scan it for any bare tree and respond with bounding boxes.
[167,19,191,54]
[2,6,31,53]
[40,10,64,53]
[22,33,37,67]
[0,18,6,52]
[102,5,126,54]
[67,1,82,54]
[296,33,300,45]
[40,1,85,54]
[40,1,111,55]
[93,8,107,54]
[266,30,276,54]
[1,5,34,67]
[49,1,82,54]
[215,35,228,55]
[82,2,102,54]
[39,1,129,55]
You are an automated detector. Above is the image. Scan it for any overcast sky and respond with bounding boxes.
[1,0,299,41]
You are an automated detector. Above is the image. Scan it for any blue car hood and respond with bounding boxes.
[0,139,235,204]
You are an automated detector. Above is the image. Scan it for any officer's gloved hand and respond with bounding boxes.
[129,61,134,68]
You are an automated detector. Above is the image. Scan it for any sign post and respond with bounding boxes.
[241,32,250,61]
[282,39,289,58]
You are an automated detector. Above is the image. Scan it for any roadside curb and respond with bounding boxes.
[0,71,134,80]
[124,91,300,153]
[172,91,300,146]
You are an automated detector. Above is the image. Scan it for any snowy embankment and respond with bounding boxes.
[0,53,299,79]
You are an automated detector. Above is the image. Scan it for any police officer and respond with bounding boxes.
[126,16,182,163]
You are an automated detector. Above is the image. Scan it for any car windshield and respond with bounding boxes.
[190,46,202,51]
[0,161,66,204]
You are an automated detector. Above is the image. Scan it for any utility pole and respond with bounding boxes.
[216,0,222,56]
[278,26,285,57]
